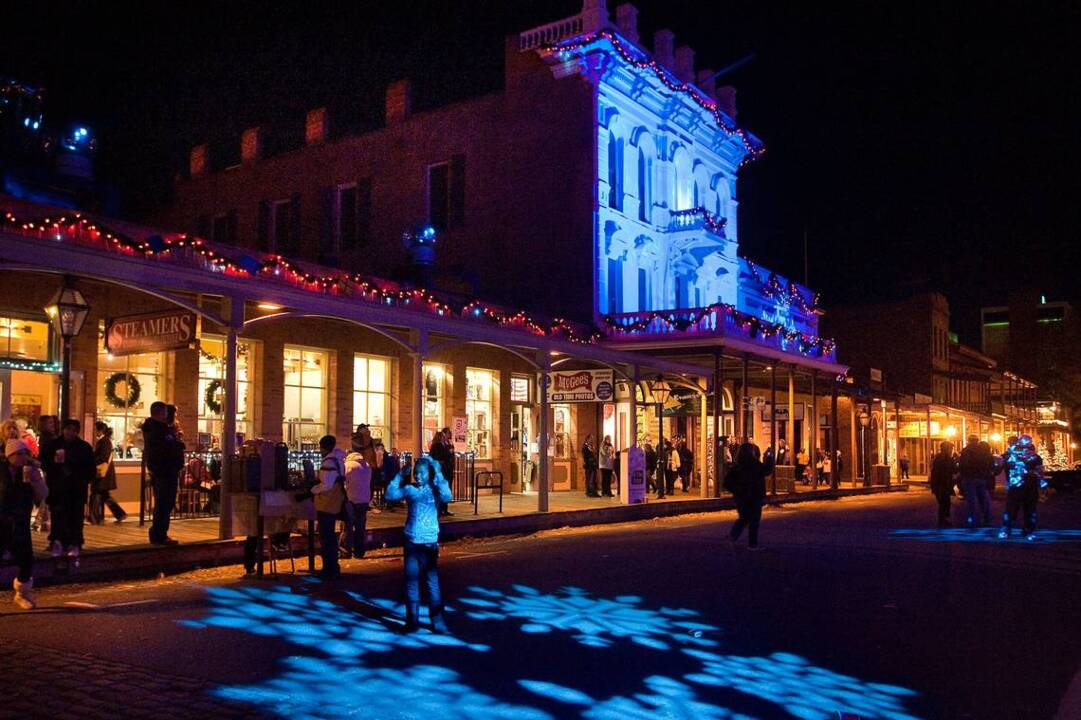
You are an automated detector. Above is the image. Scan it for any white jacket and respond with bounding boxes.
[343,451,372,504]
[312,448,347,495]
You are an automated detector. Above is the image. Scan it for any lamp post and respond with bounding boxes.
[652,376,672,496]
[858,408,871,487]
[44,276,90,423]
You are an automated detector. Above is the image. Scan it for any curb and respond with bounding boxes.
[7,484,908,588]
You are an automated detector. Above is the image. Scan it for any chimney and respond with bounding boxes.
[240,127,262,163]
[674,46,695,83]
[189,144,208,177]
[615,3,639,44]
[385,79,412,125]
[580,0,610,33]
[716,85,737,119]
[305,107,328,145]
[653,29,674,68]
[696,68,716,97]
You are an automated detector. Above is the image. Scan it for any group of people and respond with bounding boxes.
[929,433,1048,539]
[1,415,126,609]
[580,434,616,498]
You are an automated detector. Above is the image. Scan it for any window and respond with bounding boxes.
[211,211,237,245]
[282,346,328,450]
[608,133,624,210]
[466,368,495,459]
[337,179,371,251]
[637,148,652,222]
[197,335,255,445]
[510,375,531,403]
[353,354,391,445]
[96,324,165,460]
[272,199,295,255]
[607,258,623,314]
[422,363,446,449]
[552,404,571,459]
[637,268,650,311]
[0,316,52,364]
[427,156,465,231]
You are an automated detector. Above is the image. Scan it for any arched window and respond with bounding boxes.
[608,132,624,211]
[637,147,652,223]
[672,147,692,210]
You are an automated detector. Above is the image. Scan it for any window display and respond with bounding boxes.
[354,354,391,444]
[466,367,495,459]
[283,346,328,450]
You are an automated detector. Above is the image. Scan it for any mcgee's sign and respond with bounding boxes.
[547,369,615,403]
[105,309,198,356]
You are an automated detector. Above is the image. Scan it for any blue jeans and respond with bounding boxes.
[404,541,442,608]
[341,502,369,558]
[317,511,340,576]
[961,478,991,526]
[149,473,178,543]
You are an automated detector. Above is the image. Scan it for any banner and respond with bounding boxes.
[547,369,615,403]
[105,309,197,357]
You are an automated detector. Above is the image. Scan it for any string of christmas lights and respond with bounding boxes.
[745,260,820,314]
[545,30,765,166]
[669,207,728,234]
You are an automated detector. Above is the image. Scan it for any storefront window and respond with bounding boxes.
[97,327,165,460]
[0,316,53,365]
[283,346,328,450]
[197,335,255,446]
[552,404,571,459]
[353,354,391,445]
[422,363,446,449]
[466,367,495,459]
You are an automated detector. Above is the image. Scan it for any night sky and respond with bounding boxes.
[5,1,1079,343]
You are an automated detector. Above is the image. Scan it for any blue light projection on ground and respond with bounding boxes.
[889,528,1081,543]
[181,583,924,719]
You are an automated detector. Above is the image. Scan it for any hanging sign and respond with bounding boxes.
[547,369,614,403]
[452,416,468,446]
[105,309,197,356]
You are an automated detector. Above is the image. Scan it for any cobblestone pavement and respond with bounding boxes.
[0,640,264,720]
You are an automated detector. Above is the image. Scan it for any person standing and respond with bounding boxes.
[42,419,95,558]
[665,439,681,496]
[795,447,809,486]
[581,435,599,498]
[2,439,48,608]
[341,444,372,559]
[142,401,186,545]
[775,438,790,467]
[312,435,346,579]
[678,440,694,492]
[385,455,453,633]
[725,442,775,549]
[90,422,127,524]
[958,434,993,527]
[431,428,455,517]
[598,435,615,497]
[644,443,658,493]
[929,441,957,528]
[31,415,58,533]
[899,453,910,480]
[999,435,1046,541]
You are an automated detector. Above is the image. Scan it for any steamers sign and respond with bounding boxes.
[105,309,198,357]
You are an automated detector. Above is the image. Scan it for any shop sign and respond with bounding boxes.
[105,309,198,357]
[547,369,614,403]
[762,402,805,422]
[452,416,468,445]
[510,376,530,403]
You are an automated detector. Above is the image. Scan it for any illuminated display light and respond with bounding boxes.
[544,31,765,167]
[745,259,820,313]
[0,358,61,373]
[668,207,728,235]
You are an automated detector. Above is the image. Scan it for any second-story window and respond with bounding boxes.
[259,196,300,255]
[211,210,237,245]
[337,179,372,252]
[608,132,624,211]
[427,155,465,232]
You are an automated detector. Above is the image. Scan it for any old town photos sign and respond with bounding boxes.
[105,309,198,357]
[547,369,615,403]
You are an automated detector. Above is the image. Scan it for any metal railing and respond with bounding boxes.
[473,471,505,515]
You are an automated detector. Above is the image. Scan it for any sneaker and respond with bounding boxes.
[997,529,1009,540]
[13,579,35,610]
[50,541,63,558]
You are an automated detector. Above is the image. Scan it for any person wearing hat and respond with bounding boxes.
[1,438,48,609]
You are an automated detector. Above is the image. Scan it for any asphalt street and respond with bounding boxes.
[2,491,1080,720]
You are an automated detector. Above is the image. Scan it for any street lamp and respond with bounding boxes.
[858,409,871,487]
[44,276,90,422]
[651,376,672,496]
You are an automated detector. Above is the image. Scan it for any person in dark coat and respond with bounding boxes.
[725,442,775,549]
[581,435,599,497]
[90,421,127,524]
[958,435,993,527]
[41,419,96,558]
[142,401,186,545]
[644,443,658,492]
[678,440,694,492]
[2,439,48,608]
[929,441,958,527]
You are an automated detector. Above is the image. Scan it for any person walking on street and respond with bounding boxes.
[141,401,186,545]
[40,419,95,559]
[582,435,599,497]
[90,422,127,524]
[929,441,957,528]
[958,434,993,527]
[2,439,48,608]
[724,442,775,549]
[999,435,1046,541]
[385,455,453,633]
[311,435,347,579]
[599,435,615,497]
[341,444,372,559]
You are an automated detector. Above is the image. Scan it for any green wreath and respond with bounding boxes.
[205,378,224,415]
[103,372,141,409]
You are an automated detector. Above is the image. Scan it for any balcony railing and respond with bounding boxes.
[519,16,586,51]
[602,306,837,362]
